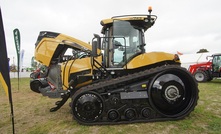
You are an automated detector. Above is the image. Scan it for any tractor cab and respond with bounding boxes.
[92,7,157,69]
[102,20,147,68]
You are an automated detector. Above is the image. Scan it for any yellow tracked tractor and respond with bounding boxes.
[30,7,198,125]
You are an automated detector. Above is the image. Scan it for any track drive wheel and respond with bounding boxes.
[71,91,104,123]
[193,70,208,82]
[148,67,198,118]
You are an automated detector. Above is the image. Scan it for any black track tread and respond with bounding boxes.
[71,65,199,125]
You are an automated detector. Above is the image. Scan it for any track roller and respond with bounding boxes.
[124,108,137,120]
[141,107,152,118]
[108,109,120,121]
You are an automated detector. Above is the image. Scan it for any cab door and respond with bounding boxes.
[102,20,144,68]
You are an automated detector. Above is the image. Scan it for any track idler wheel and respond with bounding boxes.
[71,91,104,123]
[148,67,198,118]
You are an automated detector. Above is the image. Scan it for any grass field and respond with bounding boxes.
[0,78,221,134]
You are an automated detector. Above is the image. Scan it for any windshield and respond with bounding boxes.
[112,20,143,67]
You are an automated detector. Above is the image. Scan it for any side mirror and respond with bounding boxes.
[92,34,101,57]
[92,40,98,57]
[93,34,101,49]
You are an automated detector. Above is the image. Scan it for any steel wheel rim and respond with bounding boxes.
[195,72,204,81]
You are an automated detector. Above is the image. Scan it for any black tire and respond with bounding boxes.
[193,70,208,82]
[206,71,213,81]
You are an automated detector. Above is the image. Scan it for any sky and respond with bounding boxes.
[1,0,221,67]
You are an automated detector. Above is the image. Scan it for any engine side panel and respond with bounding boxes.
[61,55,102,90]
[125,52,179,69]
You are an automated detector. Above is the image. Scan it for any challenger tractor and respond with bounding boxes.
[30,7,199,125]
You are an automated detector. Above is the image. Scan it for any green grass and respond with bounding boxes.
[0,78,221,134]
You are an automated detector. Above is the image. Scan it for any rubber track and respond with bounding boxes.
[71,65,199,125]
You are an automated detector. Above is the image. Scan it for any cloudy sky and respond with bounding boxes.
[1,0,221,67]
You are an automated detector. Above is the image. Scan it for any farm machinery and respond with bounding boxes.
[30,7,199,125]
[189,53,221,82]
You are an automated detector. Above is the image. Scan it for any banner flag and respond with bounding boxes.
[0,8,15,134]
[13,28,20,90]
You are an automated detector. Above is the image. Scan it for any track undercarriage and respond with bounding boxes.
[71,65,199,125]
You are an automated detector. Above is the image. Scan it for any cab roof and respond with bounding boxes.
[100,15,157,33]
